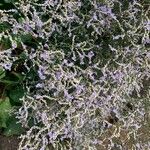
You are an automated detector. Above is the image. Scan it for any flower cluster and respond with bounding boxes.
[0,0,150,150]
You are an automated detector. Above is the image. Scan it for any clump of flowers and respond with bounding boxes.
[0,0,150,150]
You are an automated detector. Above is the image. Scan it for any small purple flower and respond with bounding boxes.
[38,67,46,80]
[112,70,124,83]
[88,51,94,58]
[75,85,84,95]
[40,51,49,60]
[36,83,44,88]
[91,139,99,144]
[35,95,43,99]
[24,23,32,32]
[55,71,62,80]
[87,51,94,64]
[143,37,150,44]
[64,89,74,101]
[93,13,97,20]
[99,5,116,19]
[100,5,108,12]
[3,63,12,71]
[145,20,150,31]
[77,52,85,64]
[48,131,57,142]
[63,59,74,67]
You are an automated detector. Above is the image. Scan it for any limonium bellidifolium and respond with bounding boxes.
[0,0,149,149]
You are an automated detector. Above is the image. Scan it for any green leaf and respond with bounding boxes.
[0,36,11,50]
[11,72,25,81]
[21,34,39,48]
[4,0,13,3]
[0,97,12,128]
[19,52,28,60]
[4,117,25,136]
[0,80,19,85]
[0,22,11,33]
[0,68,6,79]
[8,85,24,104]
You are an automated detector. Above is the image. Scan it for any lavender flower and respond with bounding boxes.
[2,63,12,71]
[86,51,94,64]
[48,131,57,143]
[38,67,46,80]
[99,5,116,19]
[40,51,49,61]
[55,71,62,80]
[144,20,150,31]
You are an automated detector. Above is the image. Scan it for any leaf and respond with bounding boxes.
[20,34,39,48]
[4,0,13,3]
[0,70,24,85]
[0,22,11,33]
[8,85,24,104]
[4,116,25,136]
[0,36,11,50]
[0,80,19,85]
[0,68,6,79]
[11,72,25,81]
[0,97,12,128]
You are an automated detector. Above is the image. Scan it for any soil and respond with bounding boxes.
[0,135,20,150]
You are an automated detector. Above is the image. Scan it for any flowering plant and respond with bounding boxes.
[0,0,150,149]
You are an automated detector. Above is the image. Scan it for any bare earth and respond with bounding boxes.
[0,135,20,150]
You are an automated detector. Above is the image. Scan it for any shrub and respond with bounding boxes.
[0,0,150,149]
